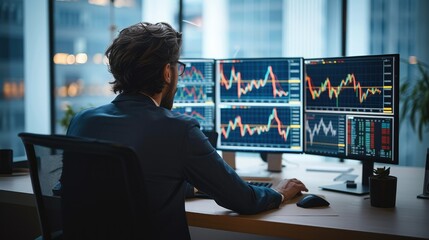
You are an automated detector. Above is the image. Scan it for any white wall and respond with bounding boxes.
[202,0,229,58]
[24,0,50,134]
[141,0,177,26]
[346,0,370,56]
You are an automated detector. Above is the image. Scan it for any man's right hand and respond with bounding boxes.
[273,178,308,202]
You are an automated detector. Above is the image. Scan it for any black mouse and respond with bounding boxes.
[296,194,330,208]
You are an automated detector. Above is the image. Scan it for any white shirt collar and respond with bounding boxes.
[139,91,159,107]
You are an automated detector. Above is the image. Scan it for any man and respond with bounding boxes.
[67,22,308,240]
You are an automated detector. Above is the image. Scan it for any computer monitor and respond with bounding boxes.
[215,58,304,170]
[304,54,399,195]
[172,59,215,132]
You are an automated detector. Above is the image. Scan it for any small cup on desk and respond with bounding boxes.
[0,149,13,174]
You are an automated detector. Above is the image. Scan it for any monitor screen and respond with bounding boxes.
[304,54,399,195]
[215,58,304,152]
[304,54,399,165]
[172,59,215,131]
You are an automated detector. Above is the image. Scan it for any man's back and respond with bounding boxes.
[67,93,199,239]
[68,93,284,239]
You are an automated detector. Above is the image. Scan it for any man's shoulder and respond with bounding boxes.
[165,110,200,127]
[73,104,109,118]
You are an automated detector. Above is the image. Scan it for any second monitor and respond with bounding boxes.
[173,59,215,132]
[304,54,399,194]
[215,58,304,170]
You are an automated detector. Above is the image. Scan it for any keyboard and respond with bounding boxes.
[247,181,273,188]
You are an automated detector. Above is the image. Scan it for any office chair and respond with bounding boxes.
[19,133,154,240]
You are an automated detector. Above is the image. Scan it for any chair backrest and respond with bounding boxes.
[19,133,153,240]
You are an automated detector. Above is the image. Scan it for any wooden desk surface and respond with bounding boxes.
[0,171,34,206]
[185,154,429,240]
[1,155,428,239]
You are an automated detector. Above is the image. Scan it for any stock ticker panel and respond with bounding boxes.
[218,106,302,152]
[218,58,302,103]
[305,57,395,113]
[347,115,394,161]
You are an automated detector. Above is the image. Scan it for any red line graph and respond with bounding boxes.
[220,64,288,98]
[179,66,205,81]
[306,73,382,107]
[221,108,290,142]
[183,110,206,120]
[176,86,207,101]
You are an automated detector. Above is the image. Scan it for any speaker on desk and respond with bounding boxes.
[418,148,429,199]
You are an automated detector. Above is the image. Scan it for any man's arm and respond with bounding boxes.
[182,125,283,214]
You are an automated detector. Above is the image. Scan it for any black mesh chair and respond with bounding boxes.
[19,133,153,240]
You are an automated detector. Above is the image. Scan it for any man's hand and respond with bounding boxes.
[274,178,308,202]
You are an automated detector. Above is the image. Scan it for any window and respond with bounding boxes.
[53,0,143,133]
[10,0,425,166]
[0,0,25,157]
[181,0,342,58]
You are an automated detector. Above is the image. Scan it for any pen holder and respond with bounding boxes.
[369,174,397,208]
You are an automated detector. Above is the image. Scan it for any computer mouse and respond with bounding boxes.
[296,194,330,208]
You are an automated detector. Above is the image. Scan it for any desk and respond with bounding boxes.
[185,154,429,240]
[0,172,34,206]
[1,155,429,240]
[0,171,39,240]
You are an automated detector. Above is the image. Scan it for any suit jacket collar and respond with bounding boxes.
[112,93,157,106]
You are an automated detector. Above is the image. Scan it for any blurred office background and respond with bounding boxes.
[1,0,428,166]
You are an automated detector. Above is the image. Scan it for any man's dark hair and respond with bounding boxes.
[105,22,182,95]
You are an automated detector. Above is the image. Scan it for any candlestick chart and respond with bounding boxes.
[305,58,394,113]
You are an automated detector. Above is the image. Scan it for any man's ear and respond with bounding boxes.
[163,63,172,84]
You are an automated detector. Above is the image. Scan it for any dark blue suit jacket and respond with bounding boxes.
[67,93,282,240]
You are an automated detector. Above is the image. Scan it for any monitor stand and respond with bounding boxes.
[222,151,283,174]
[320,161,374,195]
